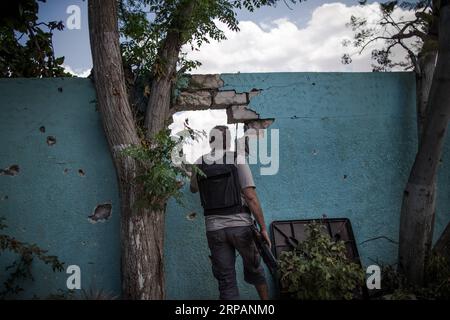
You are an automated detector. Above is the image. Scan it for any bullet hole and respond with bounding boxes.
[0,164,20,176]
[312,82,316,86]
[343,174,348,179]
[63,168,69,175]
[47,136,56,146]
[312,149,318,156]
[186,212,197,221]
[88,203,112,223]
[58,87,63,92]
[78,169,85,177]
[39,126,46,133]
[1,195,8,200]
[290,115,299,119]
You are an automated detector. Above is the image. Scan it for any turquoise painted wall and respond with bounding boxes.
[0,78,121,298]
[165,72,450,299]
[1,73,449,300]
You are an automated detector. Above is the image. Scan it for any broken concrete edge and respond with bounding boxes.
[243,118,276,139]
[170,74,268,129]
[173,89,251,109]
[189,74,224,90]
[246,118,275,131]
[226,105,260,124]
[173,74,262,108]
[170,74,273,139]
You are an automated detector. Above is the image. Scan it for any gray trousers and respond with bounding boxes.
[206,225,267,300]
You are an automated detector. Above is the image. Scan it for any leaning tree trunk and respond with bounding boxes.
[88,0,165,299]
[415,49,438,255]
[144,0,196,138]
[416,50,438,141]
[144,31,183,138]
[398,0,450,285]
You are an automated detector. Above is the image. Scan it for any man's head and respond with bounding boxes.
[209,125,231,151]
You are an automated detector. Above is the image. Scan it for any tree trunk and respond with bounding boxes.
[88,0,165,299]
[415,49,438,262]
[144,31,182,137]
[144,0,196,138]
[398,0,450,285]
[416,50,438,141]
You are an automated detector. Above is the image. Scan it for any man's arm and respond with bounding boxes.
[242,186,271,248]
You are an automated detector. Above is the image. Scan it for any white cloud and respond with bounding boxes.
[184,2,416,73]
[63,64,91,78]
[169,109,244,163]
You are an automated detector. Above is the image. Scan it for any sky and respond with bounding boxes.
[39,0,417,76]
[38,0,417,161]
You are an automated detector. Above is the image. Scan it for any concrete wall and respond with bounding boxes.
[0,78,121,298]
[1,73,449,299]
[165,72,450,299]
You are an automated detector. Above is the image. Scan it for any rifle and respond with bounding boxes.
[250,221,278,276]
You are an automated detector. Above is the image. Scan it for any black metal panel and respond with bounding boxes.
[270,218,366,299]
[270,218,361,264]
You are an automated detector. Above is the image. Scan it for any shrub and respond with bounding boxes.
[379,253,450,300]
[121,123,205,210]
[278,221,365,300]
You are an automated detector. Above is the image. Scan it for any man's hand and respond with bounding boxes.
[261,229,272,249]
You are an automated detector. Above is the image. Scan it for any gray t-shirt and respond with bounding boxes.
[190,151,255,231]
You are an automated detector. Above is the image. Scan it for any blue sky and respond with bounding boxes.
[39,0,414,73]
[37,0,417,161]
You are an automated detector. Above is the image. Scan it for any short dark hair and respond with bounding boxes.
[209,125,231,150]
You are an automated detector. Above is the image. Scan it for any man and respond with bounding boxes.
[190,125,271,300]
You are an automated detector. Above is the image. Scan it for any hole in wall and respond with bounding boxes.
[0,164,20,176]
[88,203,112,223]
[186,212,197,221]
[46,136,56,146]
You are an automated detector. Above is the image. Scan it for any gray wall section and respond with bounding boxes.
[0,78,121,298]
[1,73,449,299]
